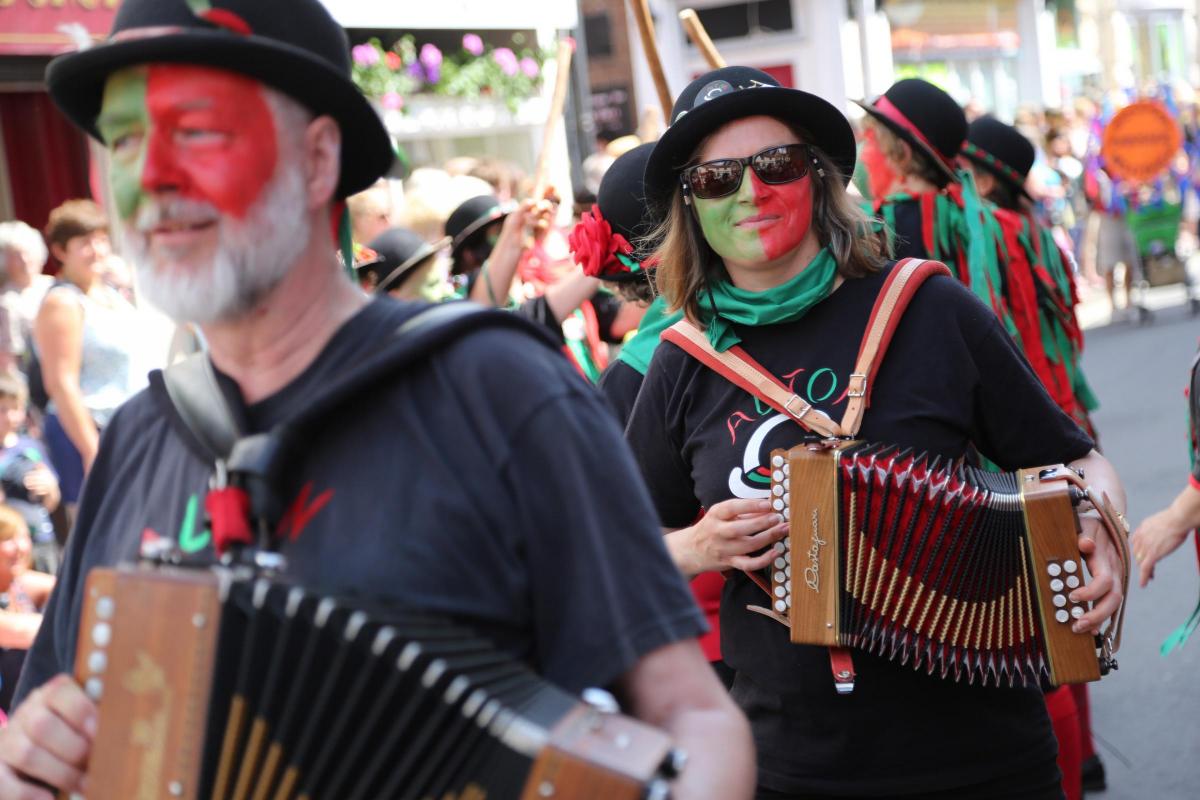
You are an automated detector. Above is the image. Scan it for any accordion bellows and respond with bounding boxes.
[73,567,680,800]
[765,442,1103,687]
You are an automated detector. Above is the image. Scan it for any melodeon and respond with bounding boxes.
[70,566,682,800]
[762,442,1127,688]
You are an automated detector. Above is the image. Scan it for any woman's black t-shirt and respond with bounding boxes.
[625,263,1095,795]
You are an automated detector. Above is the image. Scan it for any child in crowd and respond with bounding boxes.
[0,502,53,715]
[0,374,59,575]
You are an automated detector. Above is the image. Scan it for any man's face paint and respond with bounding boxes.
[98,64,279,223]
[693,156,813,268]
[860,125,898,199]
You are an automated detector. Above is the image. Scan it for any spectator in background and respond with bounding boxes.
[0,502,53,715]
[346,179,394,246]
[355,227,449,301]
[0,374,58,575]
[0,223,53,376]
[33,200,153,506]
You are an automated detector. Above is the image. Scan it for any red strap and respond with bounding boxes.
[205,486,254,555]
[873,96,957,169]
[829,647,856,694]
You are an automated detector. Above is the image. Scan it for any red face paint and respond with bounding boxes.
[860,125,898,200]
[750,168,813,260]
[143,65,279,219]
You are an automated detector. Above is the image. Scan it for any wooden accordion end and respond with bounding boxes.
[70,566,681,800]
[765,442,1112,687]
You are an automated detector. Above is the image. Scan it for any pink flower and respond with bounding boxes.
[352,44,379,66]
[419,43,443,69]
[381,92,404,111]
[492,47,518,77]
[463,33,484,56]
[519,57,540,78]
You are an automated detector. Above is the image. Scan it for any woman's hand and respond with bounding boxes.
[1132,487,1200,586]
[1073,514,1126,634]
[666,498,787,577]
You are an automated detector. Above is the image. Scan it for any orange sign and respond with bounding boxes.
[1101,100,1183,184]
[0,0,119,56]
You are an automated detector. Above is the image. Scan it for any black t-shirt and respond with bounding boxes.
[625,264,1094,795]
[15,298,705,706]
[598,359,645,427]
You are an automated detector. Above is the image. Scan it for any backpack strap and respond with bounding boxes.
[661,321,845,439]
[841,258,952,436]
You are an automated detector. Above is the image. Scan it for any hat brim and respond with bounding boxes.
[959,149,1033,201]
[450,204,514,256]
[46,30,394,199]
[378,236,449,294]
[644,86,858,209]
[855,101,958,186]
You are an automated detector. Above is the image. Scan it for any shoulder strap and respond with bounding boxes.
[163,352,241,462]
[840,258,951,436]
[660,322,844,439]
[661,258,950,440]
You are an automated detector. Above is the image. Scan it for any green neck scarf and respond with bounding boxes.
[702,247,839,352]
[617,296,682,376]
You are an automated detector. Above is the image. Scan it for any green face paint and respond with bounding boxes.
[694,164,813,267]
[98,67,150,222]
[694,167,768,266]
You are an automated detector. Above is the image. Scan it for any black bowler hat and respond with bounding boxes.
[360,228,448,294]
[569,142,658,282]
[643,66,857,209]
[445,195,514,258]
[960,116,1035,200]
[856,78,966,186]
[45,0,393,199]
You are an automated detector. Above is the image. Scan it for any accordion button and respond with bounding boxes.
[85,677,103,701]
[774,542,786,554]
[1050,579,1064,592]
[774,586,786,598]
[772,485,785,497]
[1053,594,1067,608]
[774,599,787,613]
[783,507,790,520]
[785,566,792,578]
[784,479,790,491]
[772,455,785,468]
[783,463,790,476]
[92,623,112,648]
[772,470,784,482]
[95,597,114,620]
[88,650,107,674]
[774,557,787,569]
[1055,610,1070,624]
[1047,563,1062,577]
[1071,606,1085,619]
[774,570,786,583]
[1066,575,1080,589]
[772,499,785,511]
[1063,560,1078,574]
[786,580,792,591]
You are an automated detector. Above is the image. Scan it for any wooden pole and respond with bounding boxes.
[531,38,576,199]
[679,9,726,69]
[627,0,675,122]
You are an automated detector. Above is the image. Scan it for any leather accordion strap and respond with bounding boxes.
[661,322,845,439]
[662,257,951,440]
[841,257,952,436]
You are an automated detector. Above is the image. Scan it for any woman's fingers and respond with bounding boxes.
[709,498,773,520]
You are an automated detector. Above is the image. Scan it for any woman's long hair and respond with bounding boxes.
[646,139,885,326]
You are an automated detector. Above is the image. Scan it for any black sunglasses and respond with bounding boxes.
[681,144,813,200]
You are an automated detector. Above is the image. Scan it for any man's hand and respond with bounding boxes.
[0,675,95,799]
[1073,514,1125,634]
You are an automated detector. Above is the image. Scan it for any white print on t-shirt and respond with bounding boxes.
[727,413,788,499]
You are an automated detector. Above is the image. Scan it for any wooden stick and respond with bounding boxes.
[626,0,674,122]
[532,38,576,199]
[679,8,726,69]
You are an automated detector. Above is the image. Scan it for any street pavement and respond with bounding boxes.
[1076,287,1200,799]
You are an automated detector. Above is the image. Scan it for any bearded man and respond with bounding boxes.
[0,2,755,798]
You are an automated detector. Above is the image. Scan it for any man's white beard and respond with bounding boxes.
[125,160,311,325]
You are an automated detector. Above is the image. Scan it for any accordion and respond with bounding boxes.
[70,565,682,800]
[760,441,1127,688]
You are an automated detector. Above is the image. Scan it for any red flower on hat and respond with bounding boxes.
[568,205,638,278]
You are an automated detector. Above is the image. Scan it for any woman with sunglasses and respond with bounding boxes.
[626,66,1128,799]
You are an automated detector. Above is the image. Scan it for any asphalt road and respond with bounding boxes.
[1078,297,1200,799]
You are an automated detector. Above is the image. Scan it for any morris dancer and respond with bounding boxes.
[626,65,1127,799]
[0,2,754,797]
